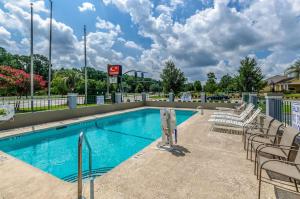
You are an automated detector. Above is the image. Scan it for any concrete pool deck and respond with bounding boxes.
[0,108,277,198]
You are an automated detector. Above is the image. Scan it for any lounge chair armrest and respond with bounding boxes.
[248,133,270,142]
[263,144,297,149]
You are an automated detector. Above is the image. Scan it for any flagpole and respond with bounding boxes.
[30,3,34,112]
[84,25,87,105]
[48,0,53,109]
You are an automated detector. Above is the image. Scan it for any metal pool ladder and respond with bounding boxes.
[78,132,94,199]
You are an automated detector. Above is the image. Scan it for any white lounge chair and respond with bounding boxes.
[210,104,254,121]
[0,104,15,122]
[215,102,246,112]
[212,103,254,116]
[209,108,262,132]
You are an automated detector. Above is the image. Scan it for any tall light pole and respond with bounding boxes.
[84,25,87,105]
[48,0,53,109]
[30,3,34,112]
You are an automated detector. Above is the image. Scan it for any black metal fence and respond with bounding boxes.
[246,94,294,127]
[0,95,100,113]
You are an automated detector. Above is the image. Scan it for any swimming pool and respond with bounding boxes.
[0,108,196,182]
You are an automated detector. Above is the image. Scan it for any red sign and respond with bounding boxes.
[108,65,122,76]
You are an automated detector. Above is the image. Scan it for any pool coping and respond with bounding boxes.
[0,106,199,187]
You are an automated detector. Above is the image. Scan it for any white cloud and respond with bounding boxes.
[0,26,10,38]
[124,41,144,51]
[95,17,121,33]
[1,0,49,13]
[1,0,300,82]
[103,0,300,80]
[0,1,136,72]
[78,2,96,12]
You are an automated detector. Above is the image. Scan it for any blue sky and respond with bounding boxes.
[0,0,300,81]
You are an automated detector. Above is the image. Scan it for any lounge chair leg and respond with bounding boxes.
[255,151,258,177]
[250,143,253,161]
[254,157,257,176]
[294,179,299,192]
[258,169,262,199]
[246,139,250,160]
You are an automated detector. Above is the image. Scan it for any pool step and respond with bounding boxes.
[62,167,113,183]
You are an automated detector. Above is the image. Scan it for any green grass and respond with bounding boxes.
[17,103,99,113]
[0,109,5,115]
[149,95,167,99]
[284,94,300,99]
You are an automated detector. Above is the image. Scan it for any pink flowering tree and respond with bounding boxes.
[0,66,46,109]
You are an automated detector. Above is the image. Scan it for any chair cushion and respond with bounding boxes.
[257,146,288,159]
[258,156,300,181]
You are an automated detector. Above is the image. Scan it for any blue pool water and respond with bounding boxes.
[0,109,195,182]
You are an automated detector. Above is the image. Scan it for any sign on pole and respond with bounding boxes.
[108,65,122,77]
[109,76,118,84]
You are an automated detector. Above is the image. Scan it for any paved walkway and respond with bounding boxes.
[88,110,276,199]
[0,108,277,199]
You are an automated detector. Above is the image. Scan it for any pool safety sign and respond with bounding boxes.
[292,101,300,130]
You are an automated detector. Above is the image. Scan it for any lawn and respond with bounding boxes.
[17,103,99,113]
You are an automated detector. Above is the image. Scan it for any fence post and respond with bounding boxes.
[67,93,78,109]
[242,92,249,103]
[141,92,147,103]
[265,93,283,121]
[169,92,174,102]
[249,93,258,107]
[201,92,206,103]
[115,92,122,104]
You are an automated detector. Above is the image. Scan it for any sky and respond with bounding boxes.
[0,0,299,82]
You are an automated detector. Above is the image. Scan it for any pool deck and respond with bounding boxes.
[0,107,277,198]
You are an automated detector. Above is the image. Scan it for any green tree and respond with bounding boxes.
[0,48,51,80]
[160,60,186,94]
[204,72,218,94]
[237,57,266,92]
[52,69,83,93]
[193,80,202,92]
[184,82,194,92]
[51,75,68,95]
[219,74,233,92]
[285,60,300,79]
[84,67,107,81]
[135,83,144,93]
[149,83,162,92]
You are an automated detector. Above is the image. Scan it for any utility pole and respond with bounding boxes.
[30,3,34,112]
[48,0,53,109]
[84,25,87,105]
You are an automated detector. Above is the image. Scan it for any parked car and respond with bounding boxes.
[206,95,230,101]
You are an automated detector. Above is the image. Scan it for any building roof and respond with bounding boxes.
[266,75,293,85]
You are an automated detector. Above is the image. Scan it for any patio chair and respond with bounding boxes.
[212,103,253,116]
[257,146,300,199]
[254,126,300,176]
[209,108,261,134]
[243,116,275,151]
[0,104,15,122]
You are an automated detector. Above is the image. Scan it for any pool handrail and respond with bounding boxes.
[78,132,94,199]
